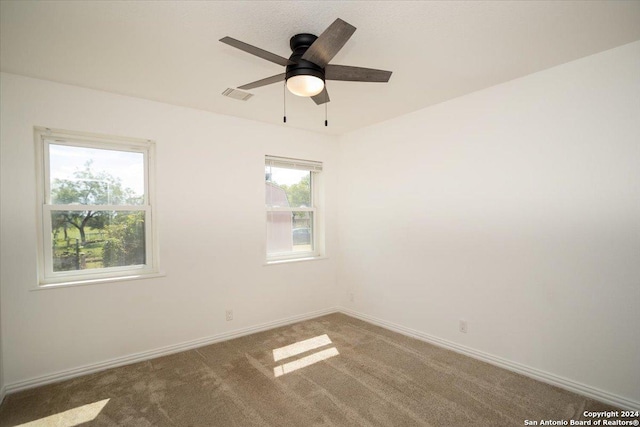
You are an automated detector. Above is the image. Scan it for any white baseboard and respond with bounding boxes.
[4,307,339,395]
[339,307,640,411]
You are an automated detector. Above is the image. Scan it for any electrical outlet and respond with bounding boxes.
[459,319,467,333]
[226,310,233,321]
[349,293,355,303]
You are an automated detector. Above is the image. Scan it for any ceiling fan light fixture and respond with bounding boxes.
[286,75,325,97]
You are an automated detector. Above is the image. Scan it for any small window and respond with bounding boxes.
[265,156,323,262]
[35,128,158,285]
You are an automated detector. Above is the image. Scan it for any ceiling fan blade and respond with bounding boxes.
[301,18,356,68]
[220,37,293,67]
[311,87,330,105]
[238,73,285,90]
[325,65,392,82]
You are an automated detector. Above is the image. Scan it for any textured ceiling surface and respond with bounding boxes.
[2,1,640,135]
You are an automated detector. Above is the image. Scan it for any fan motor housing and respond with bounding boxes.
[286,33,325,82]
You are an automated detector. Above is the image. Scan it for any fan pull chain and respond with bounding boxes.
[324,85,328,127]
[283,81,287,123]
[324,102,329,127]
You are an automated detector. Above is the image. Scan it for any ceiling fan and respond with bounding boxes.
[220,18,392,105]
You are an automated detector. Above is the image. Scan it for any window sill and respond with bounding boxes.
[32,272,166,291]
[264,256,328,266]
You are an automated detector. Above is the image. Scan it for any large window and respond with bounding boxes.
[265,156,323,262]
[35,128,157,285]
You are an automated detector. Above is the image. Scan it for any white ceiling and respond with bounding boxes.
[2,1,640,135]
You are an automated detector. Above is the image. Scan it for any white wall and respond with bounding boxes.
[0,73,340,386]
[338,41,640,404]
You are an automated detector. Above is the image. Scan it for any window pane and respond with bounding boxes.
[51,210,145,271]
[265,166,311,208]
[267,211,313,255]
[49,143,144,205]
[292,211,313,252]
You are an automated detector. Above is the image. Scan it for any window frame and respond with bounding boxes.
[265,156,323,263]
[34,127,159,286]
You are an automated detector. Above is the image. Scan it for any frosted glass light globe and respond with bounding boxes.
[286,75,324,97]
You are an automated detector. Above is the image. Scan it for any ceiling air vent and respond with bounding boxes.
[222,88,253,101]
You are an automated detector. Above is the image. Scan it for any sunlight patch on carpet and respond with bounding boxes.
[273,347,340,377]
[272,334,333,362]
[15,398,110,427]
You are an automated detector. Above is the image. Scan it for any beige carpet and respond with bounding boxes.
[0,313,620,426]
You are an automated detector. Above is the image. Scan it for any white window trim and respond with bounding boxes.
[34,127,159,286]
[265,156,324,263]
